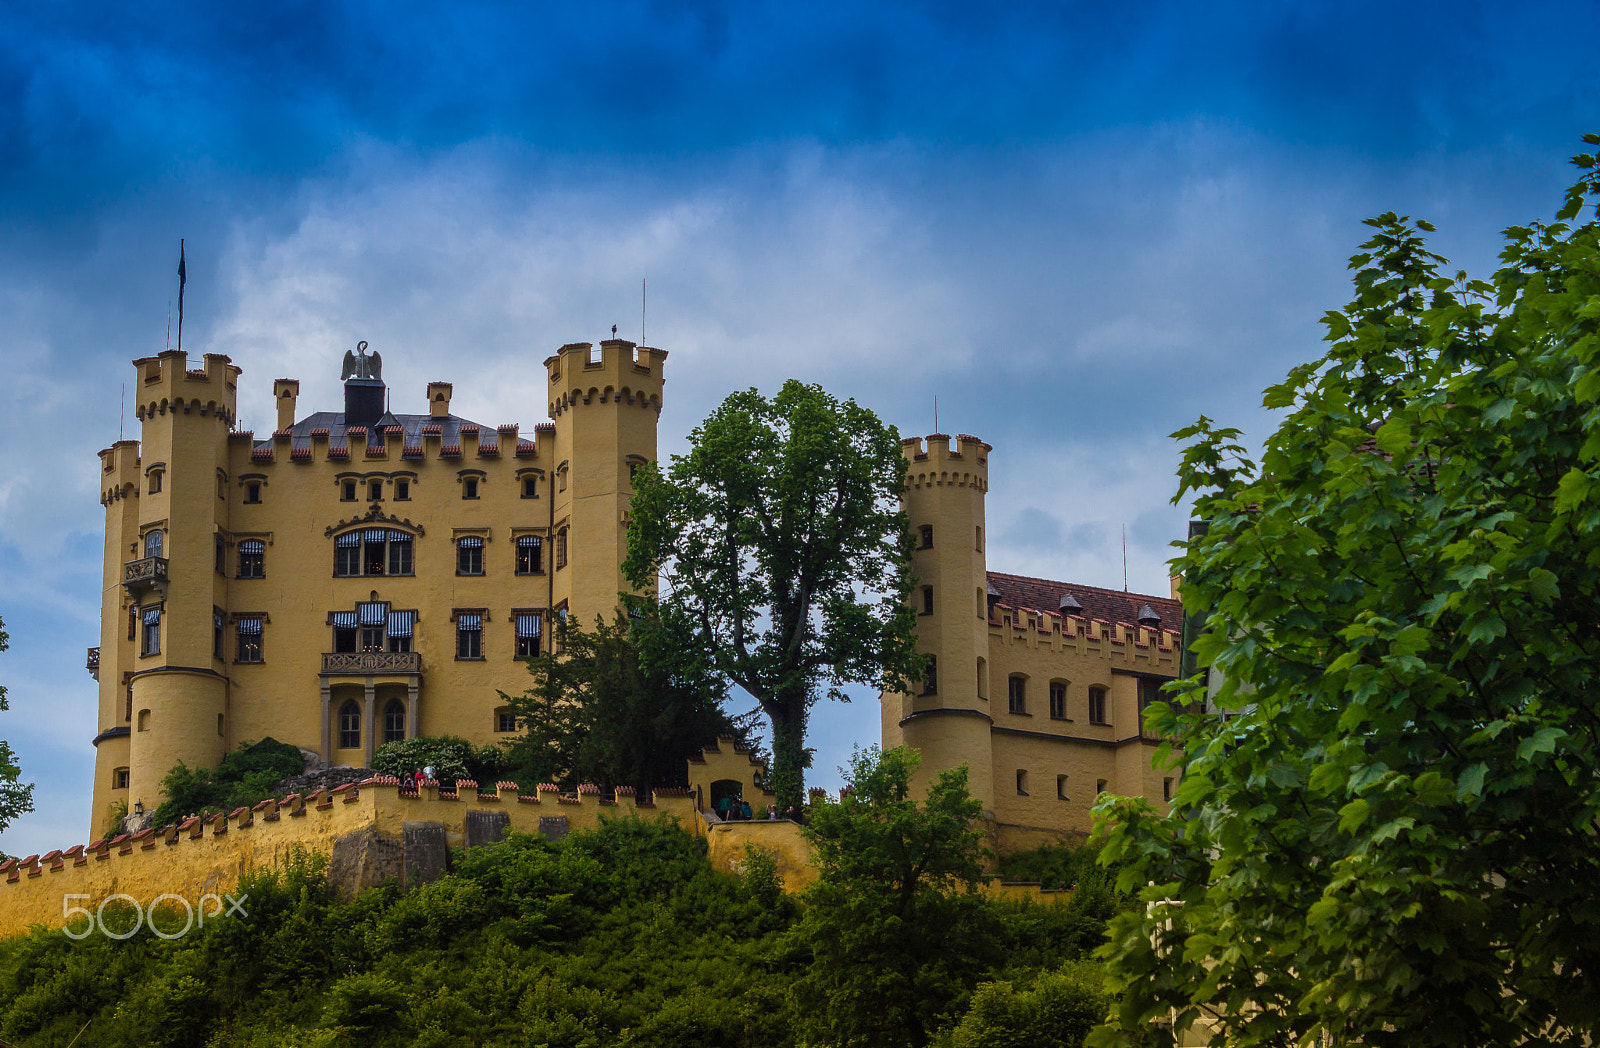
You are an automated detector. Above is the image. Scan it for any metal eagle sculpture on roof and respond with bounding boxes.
[341,340,382,382]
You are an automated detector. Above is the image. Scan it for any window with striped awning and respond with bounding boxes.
[387,611,414,637]
[515,612,542,658]
[336,532,362,548]
[239,539,265,554]
[236,618,263,635]
[457,614,482,630]
[330,611,359,629]
[364,528,388,542]
[516,614,541,637]
[358,602,387,625]
[457,535,485,575]
[143,608,162,624]
[516,534,543,574]
[458,535,484,548]
[236,617,263,662]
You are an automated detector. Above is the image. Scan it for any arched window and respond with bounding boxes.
[144,531,163,558]
[1008,674,1027,715]
[338,700,361,749]
[1049,680,1068,720]
[494,705,516,733]
[1088,685,1108,725]
[383,699,406,744]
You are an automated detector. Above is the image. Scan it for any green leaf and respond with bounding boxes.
[1517,727,1566,762]
[1455,763,1487,801]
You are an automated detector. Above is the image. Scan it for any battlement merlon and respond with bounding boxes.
[544,339,668,419]
[98,439,144,497]
[900,432,992,489]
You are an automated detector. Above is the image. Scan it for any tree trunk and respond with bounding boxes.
[767,699,808,816]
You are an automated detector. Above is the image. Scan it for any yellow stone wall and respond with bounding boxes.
[0,779,697,940]
[884,433,1181,846]
[89,341,665,839]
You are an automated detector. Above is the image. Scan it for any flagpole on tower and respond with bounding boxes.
[176,239,186,355]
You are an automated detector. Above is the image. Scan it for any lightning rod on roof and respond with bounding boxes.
[1123,524,1128,592]
[642,277,647,346]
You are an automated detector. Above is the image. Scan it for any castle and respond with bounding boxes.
[881,433,1182,849]
[88,339,665,838]
[84,342,1180,851]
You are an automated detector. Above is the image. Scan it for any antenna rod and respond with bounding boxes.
[120,382,125,442]
[641,277,647,346]
[934,394,938,435]
[1123,524,1128,592]
[165,298,171,351]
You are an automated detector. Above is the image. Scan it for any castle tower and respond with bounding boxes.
[883,433,993,808]
[544,339,666,627]
[106,350,241,826]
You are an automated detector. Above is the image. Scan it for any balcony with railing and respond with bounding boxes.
[122,556,169,595]
[319,651,422,676]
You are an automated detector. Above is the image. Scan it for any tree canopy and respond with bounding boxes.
[1091,141,1600,1046]
[0,614,35,845]
[623,380,924,813]
[502,604,747,795]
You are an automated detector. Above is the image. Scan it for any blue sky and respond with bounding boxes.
[2,1,1598,855]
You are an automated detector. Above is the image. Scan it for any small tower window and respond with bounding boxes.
[137,709,151,732]
[1163,777,1174,802]
[921,655,937,696]
[921,586,934,615]
[555,528,568,569]
[516,535,543,575]
[113,768,130,790]
[918,524,933,548]
[522,475,538,499]
[975,525,983,551]
[1049,681,1068,720]
[976,657,988,700]
[148,471,162,494]
[245,482,262,504]
[495,707,516,733]
[457,536,485,575]
[1057,774,1069,801]
[462,477,479,499]
[238,539,265,579]
[213,610,224,659]
[342,480,358,501]
[236,617,264,663]
[368,480,383,501]
[214,534,225,573]
[1016,769,1029,796]
[338,701,361,750]
[140,607,161,656]
[395,479,410,500]
[1096,778,1107,795]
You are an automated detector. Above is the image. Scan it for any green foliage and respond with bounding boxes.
[503,604,741,793]
[621,380,924,813]
[151,737,305,828]
[1091,141,1600,1046]
[0,804,1115,1047]
[941,962,1111,1048]
[370,735,508,787]
[792,746,1000,1048]
[0,613,35,835]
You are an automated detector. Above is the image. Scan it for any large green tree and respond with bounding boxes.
[623,381,924,813]
[0,614,35,839]
[503,603,743,795]
[792,745,999,1048]
[1091,142,1600,1046]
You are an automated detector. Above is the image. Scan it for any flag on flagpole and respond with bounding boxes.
[177,239,186,353]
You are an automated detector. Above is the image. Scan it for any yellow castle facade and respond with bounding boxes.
[88,339,665,838]
[882,433,1181,848]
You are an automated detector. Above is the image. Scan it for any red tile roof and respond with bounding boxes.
[986,570,1180,630]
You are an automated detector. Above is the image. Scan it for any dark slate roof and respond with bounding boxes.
[258,411,496,453]
[986,570,1181,629]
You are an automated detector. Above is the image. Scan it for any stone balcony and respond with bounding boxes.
[319,651,422,677]
[122,556,169,597]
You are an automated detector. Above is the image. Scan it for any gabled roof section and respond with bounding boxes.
[256,411,498,454]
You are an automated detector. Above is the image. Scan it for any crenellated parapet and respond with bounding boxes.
[900,432,991,492]
[131,350,241,427]
[544,339,667,418]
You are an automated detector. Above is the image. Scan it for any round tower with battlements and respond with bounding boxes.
[544,339,666,628]
[883,432,994,809]
[94,350,241,828]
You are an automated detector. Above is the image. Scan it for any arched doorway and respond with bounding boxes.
[710,778,743,819]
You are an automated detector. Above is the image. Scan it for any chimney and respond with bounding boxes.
[428,382,453,419]
[1059,592,1083,616]
[344,377,384,431]
[273,379,300,432]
